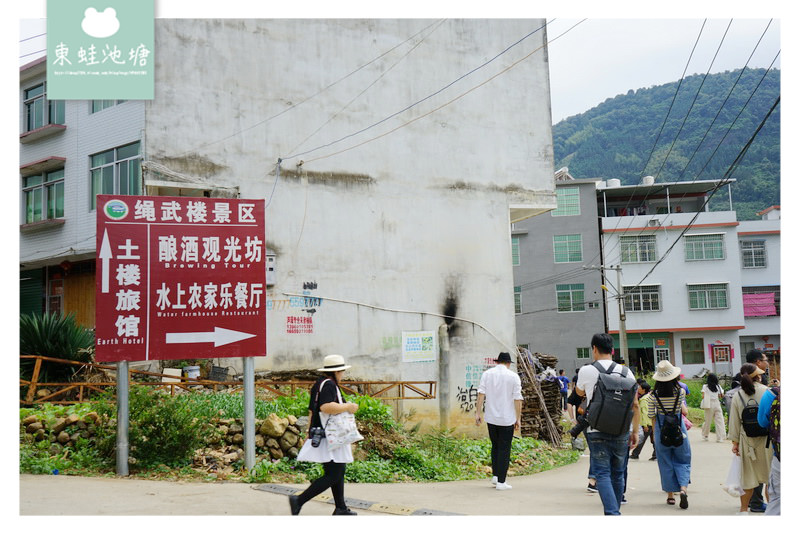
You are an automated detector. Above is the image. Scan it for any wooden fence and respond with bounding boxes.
[20,355,436,405]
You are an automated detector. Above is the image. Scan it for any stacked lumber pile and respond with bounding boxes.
[518,352,564,442]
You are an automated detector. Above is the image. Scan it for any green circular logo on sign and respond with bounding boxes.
[104,199,129,220]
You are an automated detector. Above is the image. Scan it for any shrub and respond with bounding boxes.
[20,312,95,382]
[94,386,214,469]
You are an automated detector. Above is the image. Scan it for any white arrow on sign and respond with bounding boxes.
[99,229,113,294]
[165,327,257,348]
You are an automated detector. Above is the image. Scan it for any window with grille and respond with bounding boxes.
[553,234,582,263]
[740,240,766,268]
[23,83,65,131]
[687,283,729,310]
[552,186,580,216]
[685,234,725,261]
[576,347,591,359]
[511,237,520,266]
[22,169,65,224]
[556,283,585,312]
[91,100,127,113]
[90,142,142,209]
[623,284,661,312]
[514,286,521,314]
[681,338,705,364]
[620,235,656,263]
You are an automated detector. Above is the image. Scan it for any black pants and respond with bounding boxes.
[296,461,347,510]
[630,426,656,459]
[488,423,514,484]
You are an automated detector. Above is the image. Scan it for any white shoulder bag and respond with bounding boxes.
[323,383,363,451]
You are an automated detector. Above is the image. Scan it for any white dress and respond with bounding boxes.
[296,382,354,464]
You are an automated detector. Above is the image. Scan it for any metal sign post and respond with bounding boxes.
[116,360,129,476]
[243,357,256,471]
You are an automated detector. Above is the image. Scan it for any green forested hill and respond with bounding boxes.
[552,68,780,220]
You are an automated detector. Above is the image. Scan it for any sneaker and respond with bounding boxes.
[750,503,767,513]
[649,456,657,461]
[703,436,709,441]
[621,495,628,505]
[491,476,498,486]
[332,507,358,515]
[587,483,598,493]
[629,455,639,460]
[496,482,513,491]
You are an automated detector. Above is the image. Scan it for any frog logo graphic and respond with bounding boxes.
[104,199,129,220]
[81,7,120,38]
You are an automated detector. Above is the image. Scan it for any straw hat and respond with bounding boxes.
[654,360,681,382]
[317,354,351,372]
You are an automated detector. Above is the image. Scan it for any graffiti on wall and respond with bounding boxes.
[456,384,479,413]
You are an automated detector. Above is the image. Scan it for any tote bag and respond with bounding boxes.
[324,411,363,451]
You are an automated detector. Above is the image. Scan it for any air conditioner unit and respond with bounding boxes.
[647,219,661,227]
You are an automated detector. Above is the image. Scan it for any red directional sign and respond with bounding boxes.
[95,195,267,362]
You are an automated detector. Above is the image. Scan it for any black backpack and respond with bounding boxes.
[585,361,638,436]
[655,391,684,447]
[739,391,769,438]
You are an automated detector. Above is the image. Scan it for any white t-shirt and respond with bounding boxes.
[477,364,523,426]
[577,359,632,433]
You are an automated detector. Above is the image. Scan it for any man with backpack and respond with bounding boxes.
[575,333,639,515]
[757,384,780,515]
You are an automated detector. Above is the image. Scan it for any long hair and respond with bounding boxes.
[706,373,719,393]
[740,363,757,396]
[654,377,680,398]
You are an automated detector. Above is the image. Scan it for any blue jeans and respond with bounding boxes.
[585,431,630,515]
[653,413,692,492]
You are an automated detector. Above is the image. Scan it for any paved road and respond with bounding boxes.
[19,426,748,516]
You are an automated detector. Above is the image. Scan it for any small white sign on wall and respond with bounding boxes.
[402,331,438,363]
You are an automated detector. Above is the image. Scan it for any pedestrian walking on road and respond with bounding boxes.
[700,373,726,442]
[649,360,692,510]
[475,352,524,491]
[728,363,771,515]
[757,383,780,515]
[630,381,656,461]
[558,369,570,410]
[575,333,639,515]
[290,355,360,516]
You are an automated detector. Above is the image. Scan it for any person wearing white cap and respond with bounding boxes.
[290,355,360,516]
[648,359,691,510]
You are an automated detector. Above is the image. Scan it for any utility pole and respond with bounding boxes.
[584,265,629,367]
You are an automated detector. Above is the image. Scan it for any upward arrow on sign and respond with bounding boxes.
[165,327,256,348]
[99,229,113,294]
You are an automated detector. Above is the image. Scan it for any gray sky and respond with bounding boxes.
[546,18,780,123]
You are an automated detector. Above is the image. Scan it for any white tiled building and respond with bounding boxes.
[598,178,746,377]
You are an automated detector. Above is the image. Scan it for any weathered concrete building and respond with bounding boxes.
[21,19,557,430]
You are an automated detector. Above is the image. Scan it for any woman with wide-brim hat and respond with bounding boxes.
[647,359,692,509]
[728,363,771,514]
[289,355,360,515]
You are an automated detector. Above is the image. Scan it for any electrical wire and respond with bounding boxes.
[297,20,586,165]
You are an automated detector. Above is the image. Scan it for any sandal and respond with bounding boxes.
[667,496,676,505]
[679,491,689,509]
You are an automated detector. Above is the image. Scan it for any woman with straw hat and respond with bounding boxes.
[728,362,771,514]
[289,355,360,516]
[648,359,692,509]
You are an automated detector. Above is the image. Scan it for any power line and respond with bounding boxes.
[286,20,558,162]
[299,19,585,165]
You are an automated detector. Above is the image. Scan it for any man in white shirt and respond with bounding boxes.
[576,333,639,515]
[475,352,523,491]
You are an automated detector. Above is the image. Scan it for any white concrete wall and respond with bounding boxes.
[738,217,781,349]
[144,19,556,430]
